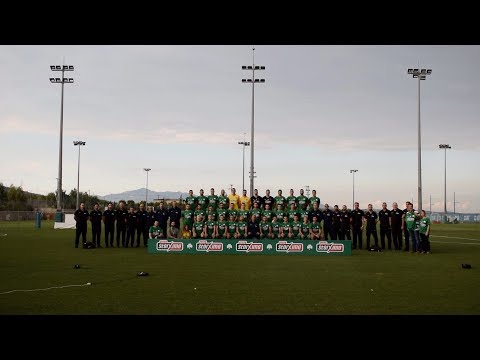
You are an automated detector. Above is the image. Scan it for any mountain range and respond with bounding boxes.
[100,188,189,203]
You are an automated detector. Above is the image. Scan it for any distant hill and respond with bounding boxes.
[100,188,189,203]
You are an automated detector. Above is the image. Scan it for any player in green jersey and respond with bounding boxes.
[182,203,194,229]
[275,204,286,223]
[309,216,322,240]
[206,205,217,222]
[207,188,219,211]
[227,203,238,222]
[250,201,262,223]
[296,189,309,211]
[216,202,228,223]
[185,189,197,209]
[290,214,302,239]
[270,215,281,239]
[192,215,205,239]
[299,208,309,222]
[235,215,248,239]
[217,189,229,209]
[403,203,420,252]
[309,189,320,210]
[194,204,206,223]
[275,189,287,209]
[149,220,164,239]
[280,216,292,239]
[215,214,228,238]
[419,210,431,254]
[287,203,298,223]
[259,215,271,239]
[261,203,273,223]
[300,215,310,239]
[287,189,297,209]
[196,189,208,211]
[226,214,237,239]
[237,203,249,223]
[204,213,216,239]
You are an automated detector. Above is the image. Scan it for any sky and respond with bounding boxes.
[1,45,479,212]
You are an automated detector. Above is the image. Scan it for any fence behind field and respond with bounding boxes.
[0,210,74,221]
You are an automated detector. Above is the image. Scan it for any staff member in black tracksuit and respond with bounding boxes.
[365,204,379,249]
[145,205,156,247]
[103,202,116,247]
[262,189,275,210]
[155,202,169,238]
[74,202,90,248]
[390,202,403,250]
[90,202,103,248]
[168,201,182,233]
[247,214,260,239]
[378,202,391,250]
[115,201,128,247]
[322,204,334,240]
[351,202,365,249]
[331,205,341,240]
[308,203,322,224]
[251,189,264,209]
[125,206,137,247]
[339,205,351,240]
[136,203,148,247]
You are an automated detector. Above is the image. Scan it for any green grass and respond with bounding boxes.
[0,221,479,314]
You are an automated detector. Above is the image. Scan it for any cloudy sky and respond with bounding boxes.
[1,45,479,212]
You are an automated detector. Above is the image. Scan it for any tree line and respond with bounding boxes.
[0,183,104,211]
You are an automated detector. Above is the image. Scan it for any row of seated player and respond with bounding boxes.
[150,215,326,240]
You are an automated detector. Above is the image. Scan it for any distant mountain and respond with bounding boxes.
[100,188,189,203]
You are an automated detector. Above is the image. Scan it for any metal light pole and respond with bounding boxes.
[73,141,86,209]
[50,64,74,219]
[350,170,358,209]
[407,68,432,212]
[454,192,459,214]
[439,144,451,223]
[144,168,151,204]
[238,134,250,192]
[242,47,265,197]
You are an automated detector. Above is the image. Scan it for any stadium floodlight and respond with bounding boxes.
[73,141,86,210]
[439,144,452,223]
[144,168,151,204]
[241,46,266,197]
[350,170,358,209]
[407,67,432,213]
[238,135,251,193]
[50,61,74,219]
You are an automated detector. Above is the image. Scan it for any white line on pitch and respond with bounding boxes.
[430,235,480,242]
[430,241,480,246]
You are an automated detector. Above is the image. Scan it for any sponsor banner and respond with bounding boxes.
[148,238,351,256]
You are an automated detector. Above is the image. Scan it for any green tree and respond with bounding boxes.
[46,192,56,207]
[0,183,7,210]
[6,185,27,210]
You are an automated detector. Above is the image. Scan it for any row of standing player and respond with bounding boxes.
[180,200,431,252]
[73,197,431,253]
[72,201,182,248]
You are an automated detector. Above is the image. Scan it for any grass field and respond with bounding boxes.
[0,221,479,314]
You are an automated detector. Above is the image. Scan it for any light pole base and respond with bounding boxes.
[55,210,65,223]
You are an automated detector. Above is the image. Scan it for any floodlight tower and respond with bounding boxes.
[407,67,432,212]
